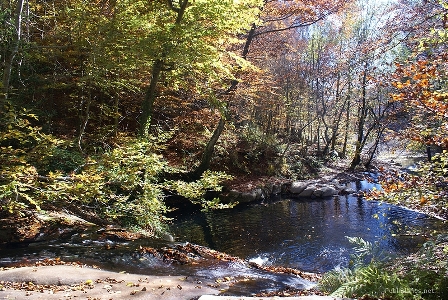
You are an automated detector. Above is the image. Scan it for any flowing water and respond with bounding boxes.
[0,179,446,295]
[169,193,444,273]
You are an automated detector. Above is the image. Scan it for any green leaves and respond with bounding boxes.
[319,235,448,300]
[0,110,168,233]
[165,170,233,210]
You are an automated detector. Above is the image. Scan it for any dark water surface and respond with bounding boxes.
[169,194,445,273]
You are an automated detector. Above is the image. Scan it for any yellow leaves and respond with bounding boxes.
[165,170,232,209]
[365,189,384,200]
[393,79,410,89]
[390,48,448,150]
[390,92,405,102]
[48,171,63,180]
[418,78,430,88]
[85,279,94,286]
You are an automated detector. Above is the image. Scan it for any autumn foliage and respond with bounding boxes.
[1,0,448,230]
[392,56,448,149]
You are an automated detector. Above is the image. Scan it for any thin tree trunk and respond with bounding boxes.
[113,93,119,137]
[139,59,163,136]
[350,61,369,170]
[78,88,91,152]
[139,0,189,137]
[364,127,384,168]
[189,23,258,179]
[341,82,352,158]
[331,99,347,152]
[1,0,25,110]
[189,117,225,180]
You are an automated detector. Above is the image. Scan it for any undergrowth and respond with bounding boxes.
[319,236,448,300]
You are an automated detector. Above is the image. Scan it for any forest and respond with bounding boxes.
[1,0,448,298]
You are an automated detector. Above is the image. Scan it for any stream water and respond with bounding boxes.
[0,179,446,295]
[170,192,443,273]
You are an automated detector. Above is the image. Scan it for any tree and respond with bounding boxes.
[1,0,25,111]
[138,0,263,137]
[346,0,397,169]
[391,45,448,150]
[365,0,448,218]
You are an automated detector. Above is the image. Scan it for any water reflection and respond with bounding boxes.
[170,195,444,273]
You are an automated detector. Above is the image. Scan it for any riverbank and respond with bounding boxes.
[0,243,328,299]
[0,265,343,300]
[0,158,362,245]
[0,264,219,300]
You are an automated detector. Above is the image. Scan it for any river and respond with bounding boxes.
[0,179,446,295]
[169,192,443,273]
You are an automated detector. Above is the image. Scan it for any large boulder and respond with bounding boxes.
[311,185,339,198]
[298,185,317,197]
[287,181,340,199]
[290,182,308,194]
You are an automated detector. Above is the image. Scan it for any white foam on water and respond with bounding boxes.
[248,255,269,266]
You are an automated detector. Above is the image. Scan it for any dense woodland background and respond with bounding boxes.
[1,0,447,231]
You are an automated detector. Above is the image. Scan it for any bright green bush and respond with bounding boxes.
[165,170,234,210]
[0,118,169,233]
[319,236,448,300]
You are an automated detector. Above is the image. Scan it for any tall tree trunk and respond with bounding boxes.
[113,93,119,137]
[1,0,25,111]
[329,72,342,152]
[77,87,92,152]
[139,0,189,137]
[139,59,163,136]
[349,60,369,170]
[364,127,384,168]
[341,79,352,158]
[189,23,258,179]
[330,99,347,152]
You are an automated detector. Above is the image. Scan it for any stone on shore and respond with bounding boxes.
[289,182,339,198]
[221,179,342,206]
[290,182,308,194]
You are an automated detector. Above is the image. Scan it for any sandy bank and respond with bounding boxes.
[0,265,219,300]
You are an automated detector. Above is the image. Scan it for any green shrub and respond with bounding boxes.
[165,170,234,210]
[0,113,168,233]
[319,236,448,300]
[1,109,234,233]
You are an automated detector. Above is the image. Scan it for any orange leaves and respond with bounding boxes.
[419,196,427,205]
[392,80,410,89]
[390,51,448,148]
[390,92,405,102]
